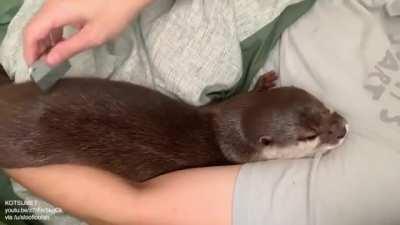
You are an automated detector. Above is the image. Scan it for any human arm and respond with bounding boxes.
[5,164,240,225]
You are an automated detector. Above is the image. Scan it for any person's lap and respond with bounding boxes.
[233,1,400,224]
[234,133,400,225]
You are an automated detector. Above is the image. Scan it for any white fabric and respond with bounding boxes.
[234,0,400,225]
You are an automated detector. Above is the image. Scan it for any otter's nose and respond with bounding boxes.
[333,125,347,139]
[329,112,348,140]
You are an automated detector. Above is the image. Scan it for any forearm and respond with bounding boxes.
[5,164,240,225]
[5,165,143,225]
[138,165,240,225]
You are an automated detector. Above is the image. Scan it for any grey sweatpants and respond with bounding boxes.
[233,0,400,224]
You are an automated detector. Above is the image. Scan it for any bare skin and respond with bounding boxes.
[5,165,240,225]
[24,0,152,66]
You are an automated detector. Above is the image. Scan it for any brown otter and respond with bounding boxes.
[0,70,347,182]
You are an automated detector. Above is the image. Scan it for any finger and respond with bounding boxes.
[45,24,105,66]
[23,4,81,65]
[50,28,64,46]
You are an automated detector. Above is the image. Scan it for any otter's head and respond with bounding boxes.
[214,83,348,162]
[242,87,347,161]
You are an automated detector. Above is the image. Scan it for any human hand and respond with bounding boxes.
[23,0,152,66]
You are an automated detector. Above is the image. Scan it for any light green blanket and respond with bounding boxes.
[0,0,22,44]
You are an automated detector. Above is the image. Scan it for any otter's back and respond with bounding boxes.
[0,78,223,181]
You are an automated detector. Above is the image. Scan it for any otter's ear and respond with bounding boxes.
[253,71,278,92]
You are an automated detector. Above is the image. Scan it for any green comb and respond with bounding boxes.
[29,59,71,92]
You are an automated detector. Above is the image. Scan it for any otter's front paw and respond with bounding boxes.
[254,71,278,92]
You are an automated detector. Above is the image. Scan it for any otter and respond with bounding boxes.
[0,69,347,182]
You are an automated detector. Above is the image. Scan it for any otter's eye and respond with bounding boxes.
[298,134,318,141]
[259,136,273,146]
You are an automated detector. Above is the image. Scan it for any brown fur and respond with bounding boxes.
[0,64,11,86]
[0,71,347,182]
